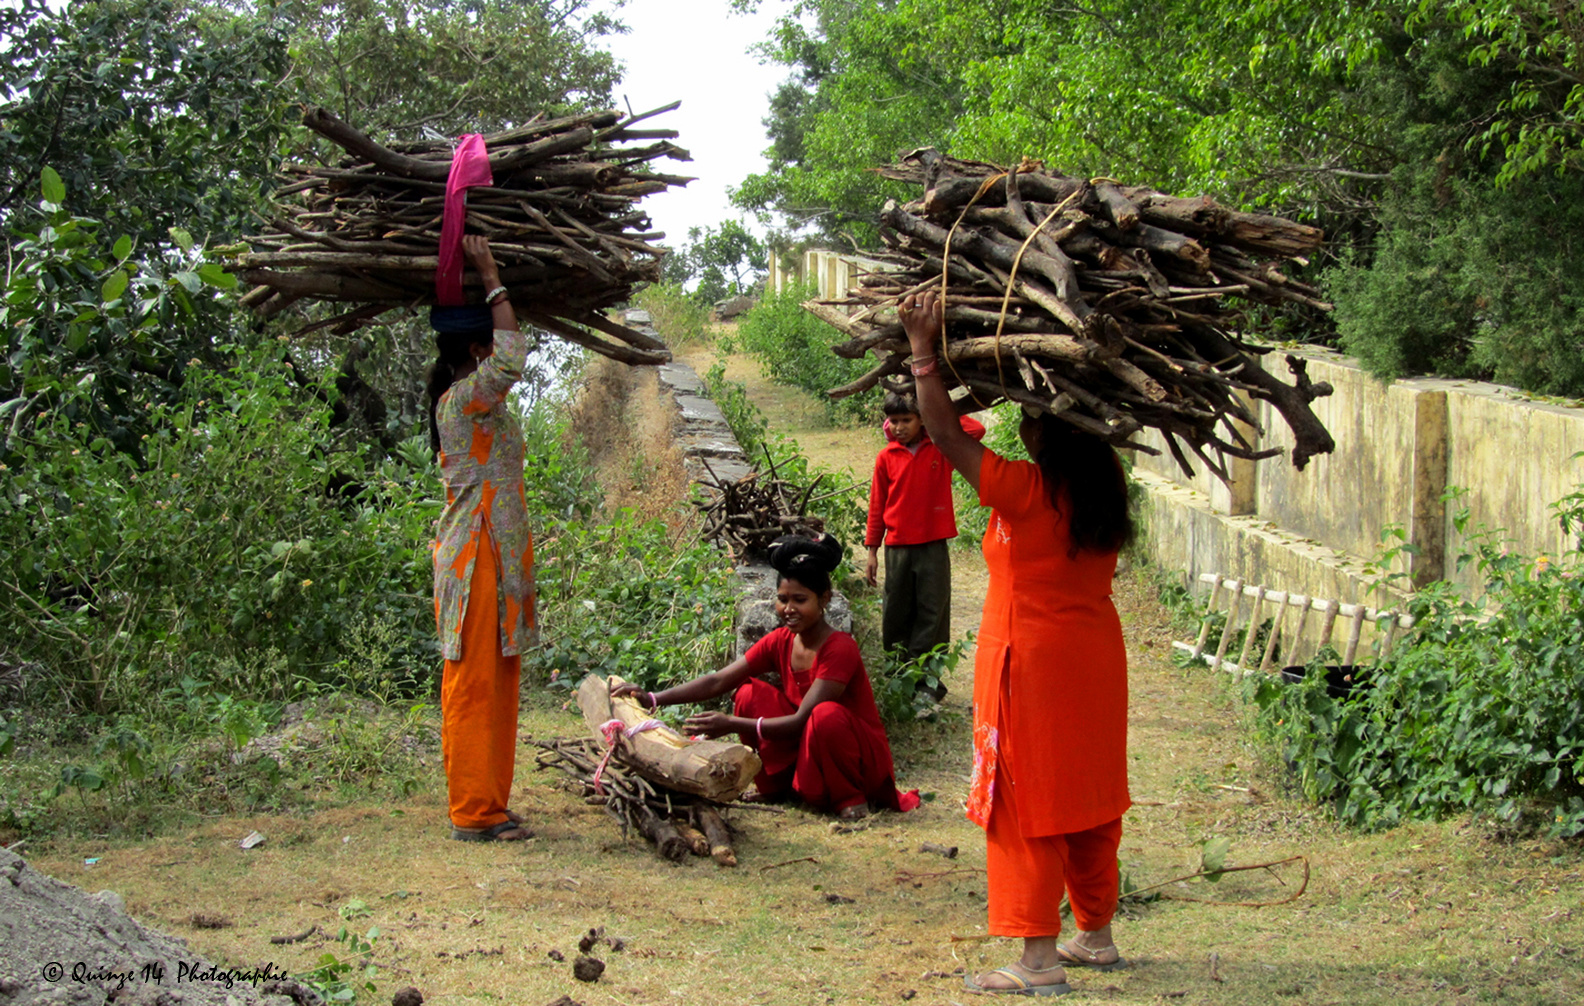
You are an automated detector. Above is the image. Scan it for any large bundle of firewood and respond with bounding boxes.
[807,149,1338,475]
[233,104,693,365]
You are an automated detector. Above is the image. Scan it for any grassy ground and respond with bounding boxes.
[18,342,1584,1006]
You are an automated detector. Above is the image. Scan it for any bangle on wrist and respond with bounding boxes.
[484,284,509,305]
[647,691,659,713]
[755,716,765,744]
[911,356,941,378]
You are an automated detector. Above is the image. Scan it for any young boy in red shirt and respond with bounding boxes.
[864,390,986,663]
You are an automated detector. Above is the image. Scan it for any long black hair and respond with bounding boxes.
[767,533,845,597]
[425,329,494,455]
[1031,414,1135,557]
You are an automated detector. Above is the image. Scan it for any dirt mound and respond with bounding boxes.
[0,848,318,1006]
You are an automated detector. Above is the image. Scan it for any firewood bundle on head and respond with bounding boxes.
[235,103,694,366]
[808,149,1338,475]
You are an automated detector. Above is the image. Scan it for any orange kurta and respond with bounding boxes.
[967,451,1130,836]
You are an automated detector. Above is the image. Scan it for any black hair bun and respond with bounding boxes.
[768,533,844,577]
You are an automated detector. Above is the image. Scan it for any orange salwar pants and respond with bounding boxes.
[440,526,520,830]
[986,760,1123,937]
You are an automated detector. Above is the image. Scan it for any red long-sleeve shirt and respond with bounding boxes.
[865,415,987,548]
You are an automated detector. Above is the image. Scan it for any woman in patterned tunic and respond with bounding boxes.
[900,289,1134,996]
[427,235,536,842]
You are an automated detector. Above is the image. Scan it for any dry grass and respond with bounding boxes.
[22,345,1584,1006]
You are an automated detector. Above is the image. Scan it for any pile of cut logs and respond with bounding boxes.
[695,451,849,559]
[533,675,762,864]
[806,149,1338,475]
[233,104,692,365]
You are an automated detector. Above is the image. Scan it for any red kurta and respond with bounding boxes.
[967,451,1131,836]
[734,627,917,813]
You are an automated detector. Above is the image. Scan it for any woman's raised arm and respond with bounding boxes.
[901,290,984,493]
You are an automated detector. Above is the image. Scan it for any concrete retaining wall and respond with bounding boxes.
[1136,347,1584,617]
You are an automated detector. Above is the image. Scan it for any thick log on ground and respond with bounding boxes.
[234,103,693,366]
[694,806,738,867]
[812,148,1337,473]
[576,675,761,803]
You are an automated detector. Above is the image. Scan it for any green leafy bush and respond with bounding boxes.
[733,284,875,425]
[528,510,736,692]
[871,637,972,727]
[702,360,769,458]
[0,342,438,715]
[1250,492,1584,837]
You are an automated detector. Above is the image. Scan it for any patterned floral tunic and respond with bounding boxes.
[432,327,536,660]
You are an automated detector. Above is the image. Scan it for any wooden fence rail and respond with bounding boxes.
[1170,573,1416,676]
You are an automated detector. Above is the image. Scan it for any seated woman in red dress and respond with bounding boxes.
[614,535,918,820]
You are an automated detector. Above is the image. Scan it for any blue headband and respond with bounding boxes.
[429,304,494,335]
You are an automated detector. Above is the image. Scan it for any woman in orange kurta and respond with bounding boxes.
[427,236,537,842]
[901,290,1134,996]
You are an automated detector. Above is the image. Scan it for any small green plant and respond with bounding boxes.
[871,636,973,727]
[702,359,769,457]
[299,925,379,1003]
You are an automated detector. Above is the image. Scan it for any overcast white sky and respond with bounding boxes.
[600,0,790,245]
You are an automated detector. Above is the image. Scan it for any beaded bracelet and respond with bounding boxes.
[484,285,509,305]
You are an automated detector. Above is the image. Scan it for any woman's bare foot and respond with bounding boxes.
[837,801,871,821]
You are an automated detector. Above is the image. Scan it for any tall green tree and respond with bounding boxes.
[663,220,768,303]
[280,0,627,138]
[2,0,293,454]
[734,0,1584,395]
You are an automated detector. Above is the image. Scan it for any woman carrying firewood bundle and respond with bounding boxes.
[900,289,1132,996]
[428,235,537,842]
[613,535,919,821]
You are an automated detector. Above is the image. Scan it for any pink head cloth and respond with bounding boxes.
[435,134,494,306]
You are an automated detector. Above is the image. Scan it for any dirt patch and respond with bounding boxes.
[0,847,317,1006]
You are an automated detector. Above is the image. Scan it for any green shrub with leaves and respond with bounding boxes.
[871,637,972,727]
[702,359,770,459]
[528,510,737,692]
[0,340,438,715]
[1249,491,1584,837]
[734,284,875,425]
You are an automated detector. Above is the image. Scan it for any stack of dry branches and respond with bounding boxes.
[807,149,1338,476]
[234,103,693,365]
[534,738,744,865]
[695,451,853,558]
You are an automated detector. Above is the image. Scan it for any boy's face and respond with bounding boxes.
[889,412,923,445]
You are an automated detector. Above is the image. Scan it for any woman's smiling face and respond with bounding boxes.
[775,576,827,631]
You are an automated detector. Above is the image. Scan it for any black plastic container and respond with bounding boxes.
[1279,664,1374,699]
